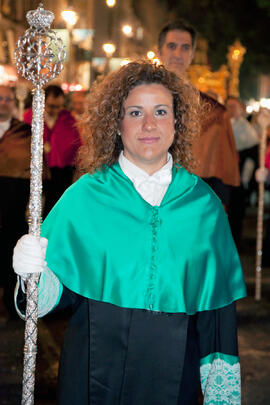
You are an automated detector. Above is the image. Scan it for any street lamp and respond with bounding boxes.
[120,24,133,57]
[146,51,160,65]
[106,0,116,7]
[122,24,133,37]
[152,58,161,66]
[147,51,155,60]
[103,42,116,74]
[61,9,78,27]
[61,7,78,84]
[227,39,246,97]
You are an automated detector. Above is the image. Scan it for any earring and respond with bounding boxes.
[117,130,121,136]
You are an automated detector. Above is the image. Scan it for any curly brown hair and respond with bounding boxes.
[77,61,201,173]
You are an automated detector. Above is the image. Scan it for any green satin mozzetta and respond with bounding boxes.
[41,163,246,314]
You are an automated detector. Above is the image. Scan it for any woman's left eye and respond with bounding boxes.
[155,109,167,116]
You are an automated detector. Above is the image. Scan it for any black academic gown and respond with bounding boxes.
[54,286,238,405]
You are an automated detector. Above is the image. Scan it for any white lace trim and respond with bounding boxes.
[14,269,62,320]
[37,267,62,318]
[200,358,241,405]
[14,277,26,320]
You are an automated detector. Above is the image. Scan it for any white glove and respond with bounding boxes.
[255,167,269,183]
[13,234,48,281]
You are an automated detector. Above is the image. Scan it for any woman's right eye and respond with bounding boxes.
[129,110,141,117]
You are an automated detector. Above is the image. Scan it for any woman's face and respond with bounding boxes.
[120,83,175,174]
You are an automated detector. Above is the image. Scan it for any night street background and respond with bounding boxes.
[1,2,270,403]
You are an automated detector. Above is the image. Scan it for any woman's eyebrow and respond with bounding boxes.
[125,104,171,109]
[155,104,171,108]
[125,105,143,110]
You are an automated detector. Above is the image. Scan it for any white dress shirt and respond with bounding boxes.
[118,151,173,206]
[231,116,258,151]
[0,119,11,139]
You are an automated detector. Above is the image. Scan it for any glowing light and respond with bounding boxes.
[122,25,132,37]
[253,102,261,112]
[74,84,83,91]
[106,0,116,7]
[147,51,155,60]
[0,64,17,85]
[61,83,69,92]
[61,82,85,93]
[152,58,161,65]
[102,43,116,57]
[232,49,241,60]
[246,98,270,114]
[61,9,78,27]
[120,59,131,66]
[260,98,270,109]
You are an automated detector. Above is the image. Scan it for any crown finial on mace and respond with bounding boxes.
[26,3,54,29]
[14,3,66,87]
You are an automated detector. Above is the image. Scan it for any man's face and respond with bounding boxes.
[158,30,194,77]
[0,86,15,121]
[45,94,64,118]
[72,93,87,115]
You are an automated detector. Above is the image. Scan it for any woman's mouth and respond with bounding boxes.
[139,137,159,144]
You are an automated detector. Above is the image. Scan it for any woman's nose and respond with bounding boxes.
[143,114,156,131]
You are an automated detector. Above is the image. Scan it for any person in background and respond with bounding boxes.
[24,85,81,217]
[255,115,270,266]
[157,19,240,210]
[226,95,259,245]
[13,62,246,404]
[0,85,31,320]
[70,91,88,122]
[226,96,259,179]
[70,91,88,145]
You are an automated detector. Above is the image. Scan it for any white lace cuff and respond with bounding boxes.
[14,268,63,319]
[200,352,241,405]
[37,267,63,318]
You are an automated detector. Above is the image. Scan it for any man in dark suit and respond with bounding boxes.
[157,20,240,209]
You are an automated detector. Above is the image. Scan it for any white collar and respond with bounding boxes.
[118,151,173,185]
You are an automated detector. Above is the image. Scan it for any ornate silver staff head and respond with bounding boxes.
[14,3,66,87]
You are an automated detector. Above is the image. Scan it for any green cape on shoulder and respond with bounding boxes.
[42,163,246,314]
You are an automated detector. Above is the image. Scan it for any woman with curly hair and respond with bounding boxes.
[13,61,246,405]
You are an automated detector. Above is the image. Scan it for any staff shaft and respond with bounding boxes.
[21,87,45,405]
[255,126,267,301]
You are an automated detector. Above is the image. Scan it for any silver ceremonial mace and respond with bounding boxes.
[255,109,270,301]
[14,4,65,404]
[255,128,266,300]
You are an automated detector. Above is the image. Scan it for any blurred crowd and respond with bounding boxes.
[225,96,270,250]
[0,83,87,320]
